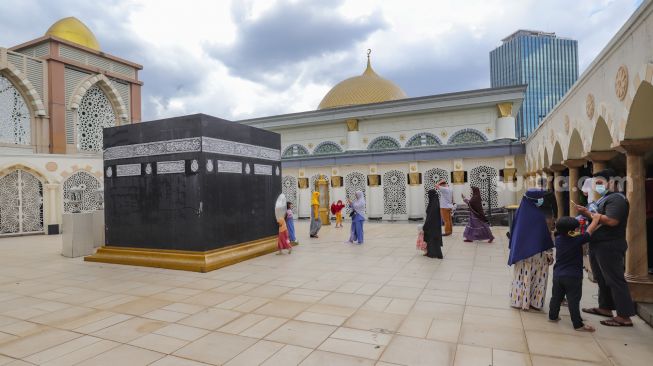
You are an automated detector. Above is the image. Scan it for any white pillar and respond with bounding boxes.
[368,185,383,219]
[408,185,423,219]
[44,183,59,233]
[346,119,361,151]
[298,181,310,219]
[495,116,516,140]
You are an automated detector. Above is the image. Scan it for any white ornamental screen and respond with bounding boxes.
[63,171,102,213]
[383,170,406,215]
[77,85,116,152]
[0,169,43,235]
[0,75,31,145]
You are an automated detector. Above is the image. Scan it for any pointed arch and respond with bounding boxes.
[567,129,585,160]
[625,80,653,139]
[591,117,613,151]
[552,142,564,165]
[0,162,54,184]
[0,63,46,116]
[68,73,128,121]
[447,128,487,144]
[543,147,550,169]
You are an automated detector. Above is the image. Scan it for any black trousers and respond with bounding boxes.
[549,276,584,329]
[589,242,636,317]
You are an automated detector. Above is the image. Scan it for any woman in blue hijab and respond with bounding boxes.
[509,189,554,311]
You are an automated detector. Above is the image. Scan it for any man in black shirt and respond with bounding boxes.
[576,169,635,327]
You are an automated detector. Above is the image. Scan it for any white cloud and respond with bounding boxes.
[0,0,642,120]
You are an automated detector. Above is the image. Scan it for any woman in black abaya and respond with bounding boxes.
[424,189,444,259]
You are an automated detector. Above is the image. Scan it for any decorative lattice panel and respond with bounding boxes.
[424,168,450,208]
[448,129,487,144]
[383,170,406,215]
[406,133,442,147]
[345,172,366,215]
[282,144,309,158]
[0,169,43,234]
[63,171,102,213]
[0,75,31,145]
[77,85,116,152]
[313,141,342,155]
[367,136,400,150]
[282,175,297,215]
[469,166,498,209]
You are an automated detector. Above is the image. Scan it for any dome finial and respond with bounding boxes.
[365,49,373,74]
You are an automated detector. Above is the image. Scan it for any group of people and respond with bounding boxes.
[276,190,367,254]
[417,181,495,259]
[509,168,635,331]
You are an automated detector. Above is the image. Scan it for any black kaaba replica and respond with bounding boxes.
[84,114,282,272]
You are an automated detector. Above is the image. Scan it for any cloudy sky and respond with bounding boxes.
[0,0,643,121]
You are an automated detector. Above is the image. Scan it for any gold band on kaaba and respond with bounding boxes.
[331,176,342,187]
[452,171,465,184]
[85,236,279,273]
[298,177,309,188]
[408,172,421,186]
[367,174,380,186]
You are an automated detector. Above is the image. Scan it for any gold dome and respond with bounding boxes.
[45,17,100,51]
[318,56,406,110]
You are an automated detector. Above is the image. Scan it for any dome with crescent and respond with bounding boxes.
[45,17,100,51]
[317,53,407,110]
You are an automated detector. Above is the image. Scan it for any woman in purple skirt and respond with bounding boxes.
[461,187,494,243]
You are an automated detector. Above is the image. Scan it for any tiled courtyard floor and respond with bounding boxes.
[0,222,652,365]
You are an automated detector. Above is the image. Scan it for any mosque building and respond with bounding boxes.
[240,54,527,221]
[0,17,142,236]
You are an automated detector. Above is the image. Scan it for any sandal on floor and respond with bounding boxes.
[575,324,596,332]
[582,308,613,318]
[600,319,633,327]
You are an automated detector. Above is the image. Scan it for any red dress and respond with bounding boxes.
[277,219,292,250]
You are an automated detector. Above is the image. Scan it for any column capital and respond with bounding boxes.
[585,150,618,162]
[563,159,586,169]
[345,119,359,132]
[549,164,566,173]
[617,138,653,155]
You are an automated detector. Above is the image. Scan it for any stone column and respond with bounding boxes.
[407,172,423,220]
[619,140,650,287]
[550,164,566,219]
[367,174,382,219]
[495,103,516,140]
[346,119,360,151]
[564,159,586,217]
[297,177,310,218]
[44,183,59,233]
[586,151,618,201]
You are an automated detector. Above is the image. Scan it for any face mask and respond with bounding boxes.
[535,198,544,207]
[595,184,607,196]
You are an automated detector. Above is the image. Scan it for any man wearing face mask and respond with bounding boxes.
[576,169,635,327]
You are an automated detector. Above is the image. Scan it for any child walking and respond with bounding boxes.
[277,218,292,255]
[285,202,297,243]
[416,224,427,253]
[548,214,600,332]
[331,200,345,228]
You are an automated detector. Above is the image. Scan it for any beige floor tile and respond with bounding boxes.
[318,338,385,360]
[74,344,164,366]
[108,297,171,315]
[260,345,312,366]
[380,335,455,366]
[360,296,393,312]
[530,355,606,366]
[161,302,205,315]
[344,310,404,332]
[598,338,653,366]
[319,292,369,308]
[299,350,376,366]
[384,299,415,315]
[173,332,258,365]
[149,355,212,366]
[412,301,464,320]
[246,285,293,298]
[129,333,188,353]
[154,323,210,341]
[219,313,267,334]
[23,335,102,364]
[254,300,311,318]
[376,285,423,299]
[143,309,189,322]
[0,328,80,358]
[240,317,288,338]
[306,303,357,317]
[224,340,284,366]
[329,327,392,346]
[453,344,491,366]
[525,331,608,363]
[492,349,532,366]
[178,308,242,330]
[265,320,336,348]
[426,319,461,343]
[37,340,120,366]
[183,291,236,306]
[397,315,432,338]
[295,311,347,326]
[91,317,166,343]
[73,313,133,334]
[459,323,528,353]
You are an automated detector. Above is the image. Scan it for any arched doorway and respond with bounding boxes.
[0,169,44,235]
[77,85,117,152]
[0,74,31,145]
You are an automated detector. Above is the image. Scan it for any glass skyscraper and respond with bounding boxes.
[490,30,578,138]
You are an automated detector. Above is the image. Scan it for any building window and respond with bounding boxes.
[282,144,309,158]
[0,75,31,145]
[367,136,401,150]
[405,133,442,147]
[313,141,342,155]
[77,85,116,152]
[447,129,487,144]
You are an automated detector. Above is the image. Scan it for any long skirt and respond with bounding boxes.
[463,214,494,241]
[350,216,364,244]
[286,217,296,242]
[510,251,551,310]
[310,206,322,236]
[277,231,292,250]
